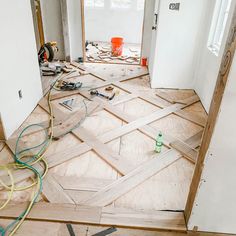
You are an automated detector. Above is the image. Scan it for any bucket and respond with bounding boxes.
[111,37,124,56]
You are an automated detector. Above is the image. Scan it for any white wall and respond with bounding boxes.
[41,0,65,60]
[0,0,42,139]
[188,52,236,234]
[141,0,156,59]
[84,0,144,44]
[150,0,209,89]
[67,0,84,61]
[193,0,236,112]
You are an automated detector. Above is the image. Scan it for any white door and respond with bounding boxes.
[148,0,160,81]
[148,0,206,89]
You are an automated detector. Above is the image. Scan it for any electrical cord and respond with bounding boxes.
[0,71,91,235]
[0,78,56,236]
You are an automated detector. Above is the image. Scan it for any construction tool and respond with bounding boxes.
[90,90,115,100]
[66,224,76,236]
[92,227,117,236]
[59,98,76,111]
[105,86,114,92]
[58,81,83,91]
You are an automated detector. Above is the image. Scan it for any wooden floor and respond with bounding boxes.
[0,62,207,234]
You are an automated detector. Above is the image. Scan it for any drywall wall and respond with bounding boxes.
[188,52,236,234]
[193,0,236,112]
[84,0,145,44]
[41,0,65,60]
[150,0,209,89]
[67,0,84,61]
[141,0,156,59]
[0,0,42,139]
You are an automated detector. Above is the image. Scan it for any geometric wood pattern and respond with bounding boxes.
[0,62,207,233]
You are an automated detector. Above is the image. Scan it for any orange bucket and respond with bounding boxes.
[111,37,124,56]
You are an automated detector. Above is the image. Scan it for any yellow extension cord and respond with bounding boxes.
[0,89,54,235]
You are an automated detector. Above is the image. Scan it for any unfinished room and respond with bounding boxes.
[0,0,236,235]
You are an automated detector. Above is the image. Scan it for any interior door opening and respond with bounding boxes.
[82,0,146,65]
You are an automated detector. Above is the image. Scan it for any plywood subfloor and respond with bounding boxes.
[0,62,207,234]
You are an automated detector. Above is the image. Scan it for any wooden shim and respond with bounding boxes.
[80,133,202,207]
[170,141,198,164]
[73,127,135,175]
[0,202,101,224]
[54,175,114,191]
[175,110,206,127]
[101,207,186,232]
[42,174,74,204]
[81,149,182,207]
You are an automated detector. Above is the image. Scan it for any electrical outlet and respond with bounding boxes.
[18,90,23,100]
[169,3,180,10]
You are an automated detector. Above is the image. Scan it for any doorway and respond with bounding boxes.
[82,0,146,64]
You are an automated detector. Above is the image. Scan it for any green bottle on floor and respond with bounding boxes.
[155,132,163,153]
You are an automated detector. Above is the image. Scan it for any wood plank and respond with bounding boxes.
[73,127,135,175]
[185,7,236,222]
[101,207,186,232]
[42,174,74,204]
[53,101,100,138]
[81,149,182,206]
[0,202,101,224]
[0,203,186,232]
[170,140,198,164]
[54,175,114,191]
[100,102,195,143]
[81,133,202,207]
[0,142,5,152]
[156,90,175,104]
[175,110,206,127]
[38,97,67,122]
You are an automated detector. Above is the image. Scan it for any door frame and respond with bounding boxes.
[80,0,147,65]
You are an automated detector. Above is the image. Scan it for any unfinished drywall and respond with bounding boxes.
[193,0,236,112]
[0,0,42,139]
[84,0,145,44]
[150,0,209,89]
[41,0,65,60]
[188,52,236,234]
